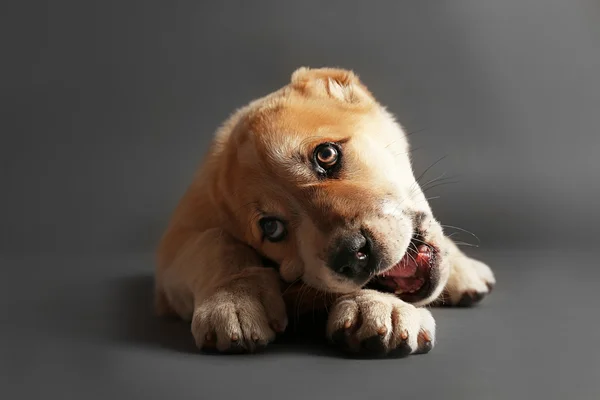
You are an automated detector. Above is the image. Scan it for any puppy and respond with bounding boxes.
[155,67,495,356]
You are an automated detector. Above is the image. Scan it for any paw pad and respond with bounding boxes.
[361,336,388,356]
[456,291,486,307]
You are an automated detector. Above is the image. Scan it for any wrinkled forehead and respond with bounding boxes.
[247,100,376,170]
[236,99,406,210]
[237,97,410,190]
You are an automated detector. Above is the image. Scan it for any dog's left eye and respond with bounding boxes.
[259,217,287,242]
[315,143,339,169]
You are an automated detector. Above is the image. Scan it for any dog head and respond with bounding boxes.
[212,67,450,306]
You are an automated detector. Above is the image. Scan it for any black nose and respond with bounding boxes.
[329,231,372,279]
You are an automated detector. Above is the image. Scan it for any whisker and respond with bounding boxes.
[410,236,435,250]
[404,128,427,137]
[446,232,479,247]
[453,241,479,248]
[420,171,448,189]
[408,240,419,253]
[415,155,448,185]
[441,224,481,245]
[281,277,302,297]
[421,181,460,193]
[391,145,424,160]
[405,249,419,266]
[420,176,459,190]
[396,156,449,215]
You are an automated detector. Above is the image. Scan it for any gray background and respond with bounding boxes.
[1,1,599,399]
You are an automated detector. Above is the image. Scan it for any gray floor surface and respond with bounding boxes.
[2,248,599,399]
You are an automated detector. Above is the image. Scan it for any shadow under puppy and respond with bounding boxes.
[155,67,495,356]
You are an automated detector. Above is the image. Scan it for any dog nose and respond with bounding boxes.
[329,232,372,279]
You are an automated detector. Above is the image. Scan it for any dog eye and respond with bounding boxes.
[259,217,287,242]
[315,143,339,169]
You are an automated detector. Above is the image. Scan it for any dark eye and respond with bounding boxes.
[259,217,287,242]
[314,143,340,170]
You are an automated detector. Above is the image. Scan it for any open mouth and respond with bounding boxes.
[368,233,438,302]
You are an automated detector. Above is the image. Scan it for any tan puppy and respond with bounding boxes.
[155,67,495,356]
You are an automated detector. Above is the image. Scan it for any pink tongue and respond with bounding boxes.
[382,245,432,291]
[387,259,418,278]
[396,277,425,292]
[389,244,432,278]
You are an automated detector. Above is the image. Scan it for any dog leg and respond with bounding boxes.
[156,229,288,353]
[435,236,496,307]
[326,289,435,357]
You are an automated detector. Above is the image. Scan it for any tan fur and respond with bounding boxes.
[155,67,495,354]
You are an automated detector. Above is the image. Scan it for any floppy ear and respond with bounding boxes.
[290,67,373,104]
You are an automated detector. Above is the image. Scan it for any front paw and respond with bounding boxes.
[191,271,287,353]
[327,289,435,357]
[439,257,496,307]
